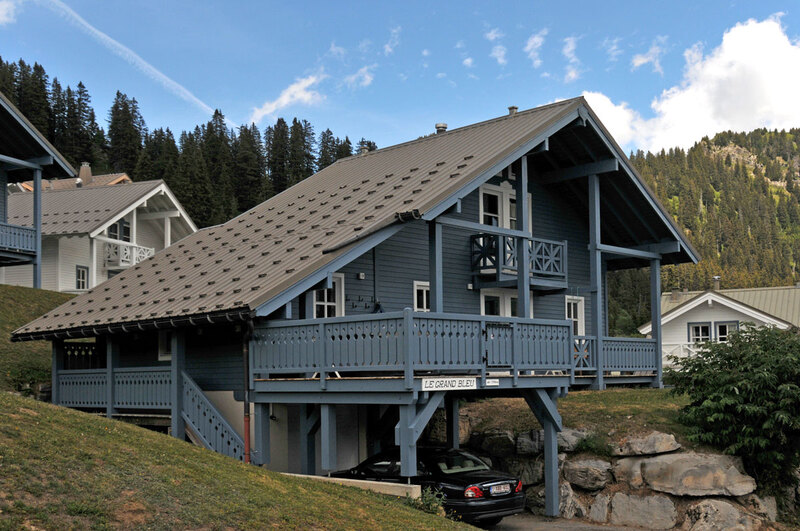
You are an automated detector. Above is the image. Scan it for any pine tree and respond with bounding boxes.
[317,128,337,170]
[357,137,378,152]
[268,118,290,193]
[15,60,50,134]
[233,123,269,212]
[335,136,352,159]
[177,130,219,227]
[201,110,237,219]
[288,118,307,187]
[108,91,145,176]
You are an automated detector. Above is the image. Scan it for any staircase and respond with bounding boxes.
[181,371,245,461]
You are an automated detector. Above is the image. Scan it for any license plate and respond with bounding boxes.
[490,483,511,495]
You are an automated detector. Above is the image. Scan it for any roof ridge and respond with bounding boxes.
[15,179,162,195]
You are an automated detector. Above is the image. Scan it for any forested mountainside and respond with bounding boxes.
[0,56,376,227]
[610,130,800,334]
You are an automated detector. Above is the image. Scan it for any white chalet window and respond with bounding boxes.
[75,265,88,291]
[565,296,585,336]
[716,321,738,342]
[479,181,532,231]
[413,281,430,312]
[689,323,711,343]
[480,289,533,318]
[315,273,345,318]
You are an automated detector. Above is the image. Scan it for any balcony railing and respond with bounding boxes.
[0,222,36,254]
[58,367,171,409]
[573,335,658,374]
[471,234,567,281]
[104,241,155,269]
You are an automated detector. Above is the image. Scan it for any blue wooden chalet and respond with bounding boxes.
[13,98,698,516]
[0,91,76,286]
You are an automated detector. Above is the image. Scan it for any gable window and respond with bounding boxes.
[75,265,89,291]
[315,273,345,318]
[158,330,172,362]
[565,296,585,336]
[480,289,533,318]
[413,281,430,312]
[482,191,501,226]
[689,323,711,343]
[108,219,131,242]
[479,181,531,231]
[716,322,738,342]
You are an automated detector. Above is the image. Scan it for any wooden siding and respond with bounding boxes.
[0,236,59,290]
[59,235,90,291]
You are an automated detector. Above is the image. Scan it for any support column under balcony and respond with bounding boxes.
[106,338,119,418]
[650,258,662,388]
[33,168,42,289]
[516,158,531,318]
[300,404,319,475]
[51,340,64,405]
[428,221,443,312]
[253,403,271,466]
[170,330,186,440]
[522,388,562,518]
[588,174,604,390]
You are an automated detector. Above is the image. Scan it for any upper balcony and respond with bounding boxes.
[0,221,37,264]
[470,233,567,289]
[104,240,155,270]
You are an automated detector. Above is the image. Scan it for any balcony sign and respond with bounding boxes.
[421,377,477,391]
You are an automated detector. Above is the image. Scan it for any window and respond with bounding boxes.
[413,281,430,312]
[108,219,131,242]
[315,273,345,318]
[716,322,738,342]
[75,265,88,290]
[565,296,585,336]
[689,323,711,343]
[478,182,531,231]
[480,289,533,318]
[158,330,172,362]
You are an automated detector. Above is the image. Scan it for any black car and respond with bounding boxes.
[332,446,525,525]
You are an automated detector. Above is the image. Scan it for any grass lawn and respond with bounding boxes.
[0,284,73,391]
[462,388,697,449]
[0,392,465,530]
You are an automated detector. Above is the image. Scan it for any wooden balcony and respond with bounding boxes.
[470,233,567,289]
[104,241,155,269]
[572,335,658,385]
[0,221,36,259]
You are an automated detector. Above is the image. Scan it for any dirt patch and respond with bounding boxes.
[114,500,149,526]
[18,408,38,416]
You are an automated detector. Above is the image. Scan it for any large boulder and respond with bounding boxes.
[516,430,542,455]
[685,499,762,531]
[497,457,543,485]
[525,481,587,519]
[562,458,612,491]
[609,492,677,530]
[558,428,590,452]
[587,493,609,523]
[612,457,645,488]
[613,431,681,456]
[474,429,516,457]
[737,493,777,522]
[641,452,756,497]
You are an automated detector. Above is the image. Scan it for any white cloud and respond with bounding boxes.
[0,0,17,25]
[602,37,622,62]
[455,40,465,49]
[485,27,504,41]
[631,35,668,74]
[249,74,326,124]
[562,36,581,82]
[384,26,401,55]
[328,41,346,58]
[436,72,447,79]
[523,28,548,68]
[584,15,800,152]
[463,57,474,68]
[358,39,371,53]
[490,45,507,65]
[421,49,430,57]
[344,64,377,88]
[39,0,231,124]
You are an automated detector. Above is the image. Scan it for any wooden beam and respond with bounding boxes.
[516,157,531,318]
[436,216,532,239]
[597,243,661,260]
[540,158,618,184]
[138,210,181,221]
[32,168,41,289]
[253,403,271,465]
[650,259,663,388]
[428,221,443,312]
[588,174,604,390]
[170,330,186,440]
[0,153,44,170]
[320,404,337,471]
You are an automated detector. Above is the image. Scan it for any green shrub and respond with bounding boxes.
[7,357,50,395]
[404,487,445,516]
[666,326,800,489]
[573,432,613,457]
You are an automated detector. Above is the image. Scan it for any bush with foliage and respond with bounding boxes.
[404,487,445,516]
[7,357,50,395]
[666,326,800,489]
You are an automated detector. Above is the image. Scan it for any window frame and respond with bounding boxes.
[565,296,585,336]
[75,265,89,291]
[715,321,739,342]
[314,273,345,318]
[478,181,532,231]
[479,288,534,318]
[688,322,712,343]
[413,281,431,312]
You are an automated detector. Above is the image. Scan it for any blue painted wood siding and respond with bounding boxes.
[0,171,6,223]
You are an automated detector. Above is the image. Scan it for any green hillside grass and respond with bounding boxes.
[0,284,73,392]
[0,392,464,529]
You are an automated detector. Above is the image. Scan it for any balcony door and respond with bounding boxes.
[478,181,532,231]
[314,273,345,318]
[480,289,533,318]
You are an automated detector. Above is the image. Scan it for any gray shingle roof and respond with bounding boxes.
[660,286,800,327]
[8,180,163,236]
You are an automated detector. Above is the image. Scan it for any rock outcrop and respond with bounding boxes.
[612,431,681,456]
[610,493,677,529]
[685,499,761,531]
[641,453,756,497]
[525,481,587,519]
[562,458,611,491]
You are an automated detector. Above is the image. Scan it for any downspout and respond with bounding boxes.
[243,318,255,464]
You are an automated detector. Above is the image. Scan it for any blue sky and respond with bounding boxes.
[2,1,799,152]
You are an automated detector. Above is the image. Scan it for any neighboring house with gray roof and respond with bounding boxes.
[638,284,799,364]
[12,97,698,517]
[1,178,196,292]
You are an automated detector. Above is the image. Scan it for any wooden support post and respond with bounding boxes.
[403,307,415,389]
[253,403,271,465]
[0,169,7,223]
[588,174,604,390]
[300,404,319,475]
[428,221,443,312]
[33,168,42,289]
[89,238,97,289]
[51,340,63,405]
[398,403,417,477]
[445,395,459,449]
[303,290,315,320]
[170,330,186,440]
[163,216,171,248]
[542,390,559,517]
[106,337,119,417]
[650,258,663,388]
[283,301,292,319]
[516,157,531,318]
[130,209,137,246]
[320,404,337,471]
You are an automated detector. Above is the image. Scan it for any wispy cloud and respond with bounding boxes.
[484,27,504,41]
[39,0,231,124]
[328,41,346,59]
[631,35,668,74]
[344,64,377,88]
[384,26,401,55]
[421,49,430,57]
[358,39,371,53]
[562,36,581,82]
[490,45,507,65]
[436,72,447,79]
[602,37,623,62]
[463,57,474,68]
[249,74,326,124]
[0,0,17,25]
[523,28,548,67]
[455,40,465,49]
